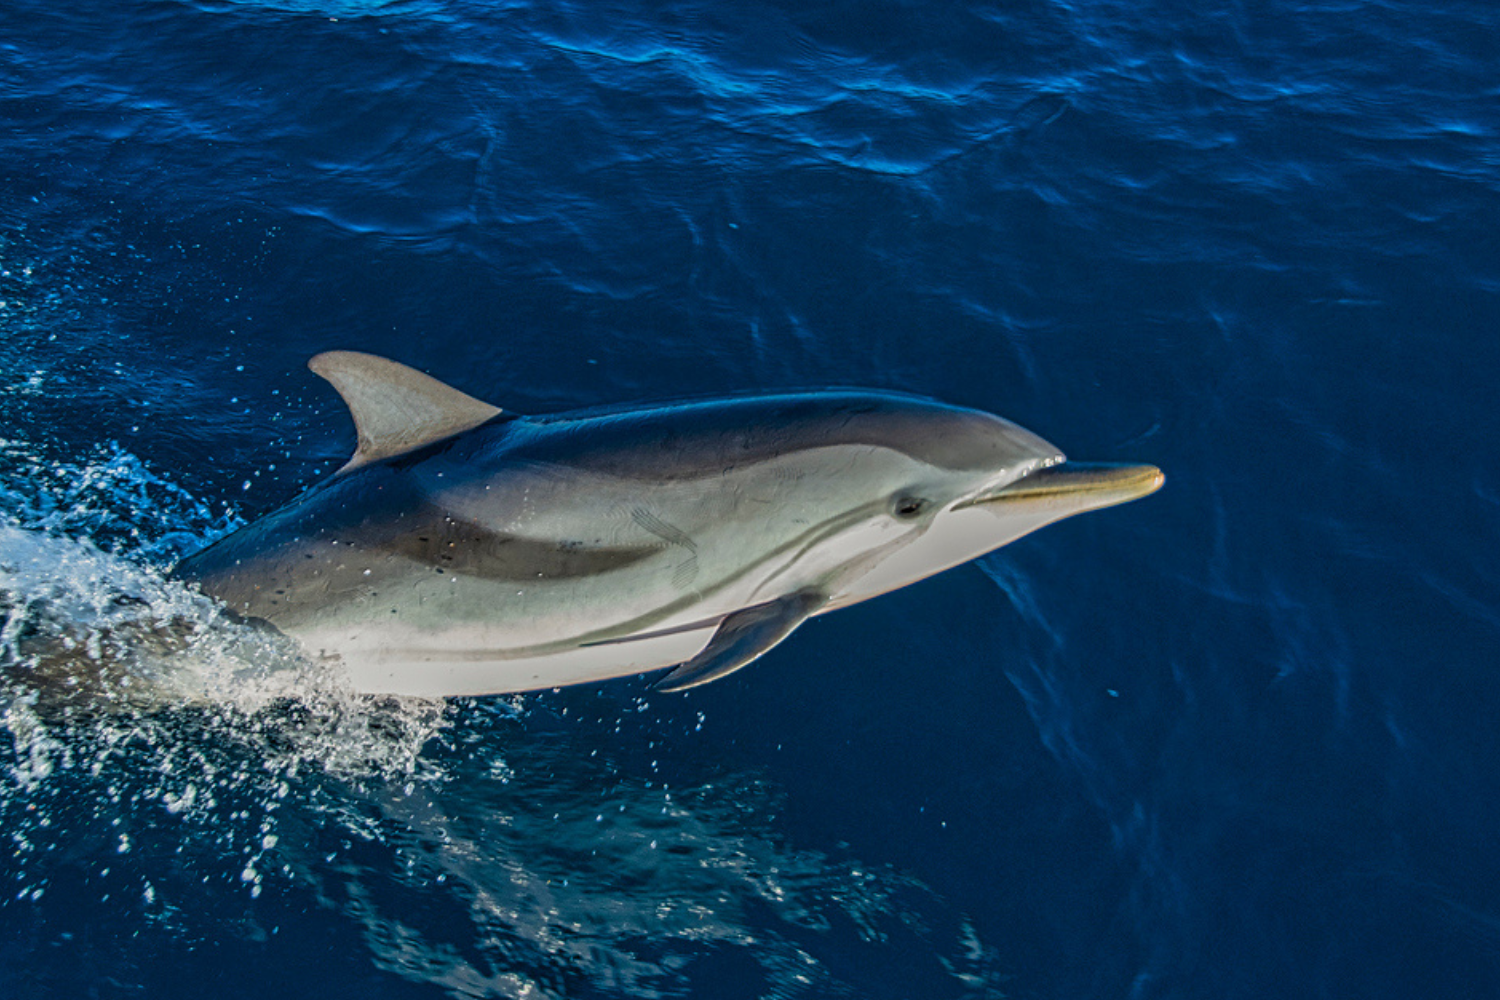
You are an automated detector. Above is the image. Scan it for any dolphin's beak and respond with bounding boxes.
[957,462,1164,516]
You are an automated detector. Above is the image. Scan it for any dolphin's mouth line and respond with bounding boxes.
[954,462,1165,511]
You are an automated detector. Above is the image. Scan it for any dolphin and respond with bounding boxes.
[176,352,1162,697]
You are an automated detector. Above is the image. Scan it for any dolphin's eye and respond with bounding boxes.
[892,496,928,519]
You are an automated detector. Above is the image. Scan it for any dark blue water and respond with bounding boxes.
[2,1,1497,996]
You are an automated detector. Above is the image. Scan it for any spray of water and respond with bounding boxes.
[0,435,451,912]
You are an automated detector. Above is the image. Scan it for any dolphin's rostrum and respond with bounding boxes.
[176,352,1162,697]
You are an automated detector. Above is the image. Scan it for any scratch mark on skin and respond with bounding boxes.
[632,506,700,588]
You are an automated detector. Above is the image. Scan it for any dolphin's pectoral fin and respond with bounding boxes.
[654,589,825,693]
[308,351,505,474]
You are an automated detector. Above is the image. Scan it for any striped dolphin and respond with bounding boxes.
[177,352,1162,697]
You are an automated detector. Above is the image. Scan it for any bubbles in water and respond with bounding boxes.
[0,437,453,916]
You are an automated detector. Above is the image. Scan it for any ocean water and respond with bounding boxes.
[1,0,1497,997]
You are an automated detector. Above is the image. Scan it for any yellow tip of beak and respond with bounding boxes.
[963,463,1164,514]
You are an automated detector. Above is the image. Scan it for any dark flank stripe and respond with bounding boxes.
[378,508,663,582]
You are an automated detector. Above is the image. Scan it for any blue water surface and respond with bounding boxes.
[1,0,1498,997]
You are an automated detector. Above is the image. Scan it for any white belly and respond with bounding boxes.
[297,619,718,697]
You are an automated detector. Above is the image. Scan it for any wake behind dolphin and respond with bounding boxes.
[177,352,1162,697]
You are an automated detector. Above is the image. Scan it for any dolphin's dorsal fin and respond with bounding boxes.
[308,351,502,474]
